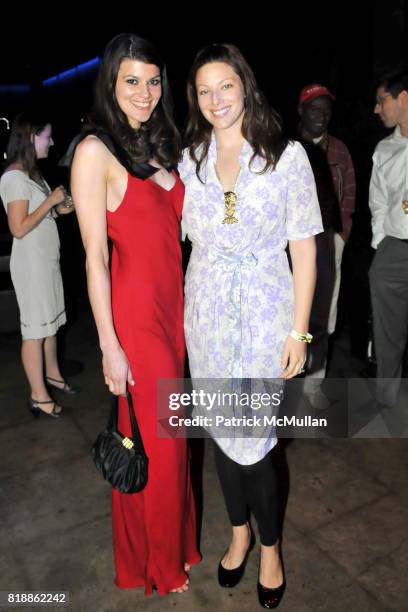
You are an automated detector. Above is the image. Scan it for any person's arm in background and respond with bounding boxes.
[71,137,134,395]
[369,151,388,249]
[5,183,66,239]
[281,141,321,378]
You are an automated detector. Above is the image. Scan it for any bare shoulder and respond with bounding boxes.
[75,134,110,160]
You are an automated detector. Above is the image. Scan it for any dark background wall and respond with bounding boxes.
[0,3,406,154]
[0,2,407,354]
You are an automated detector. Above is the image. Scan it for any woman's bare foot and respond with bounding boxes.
[221,523,251,570]
[169,562,192,592]
[170,577,189,593]
[259,542,284,588]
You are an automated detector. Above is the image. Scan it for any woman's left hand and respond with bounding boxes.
[54,200,75,215]
[55,187,75,215]
[280,335,307,379]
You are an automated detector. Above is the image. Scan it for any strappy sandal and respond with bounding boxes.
[45,376,79,395]
[28,398,63,419]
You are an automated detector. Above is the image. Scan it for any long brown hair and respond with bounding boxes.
[5,112,49,192]
[184,43,288,181]
[90,33,181,169]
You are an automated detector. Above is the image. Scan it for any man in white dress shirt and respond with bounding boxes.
[369,66,408,408]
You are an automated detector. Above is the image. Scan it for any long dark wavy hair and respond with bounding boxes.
[185,43,288,181]
[90,33,181,168]
[5,112,49,192]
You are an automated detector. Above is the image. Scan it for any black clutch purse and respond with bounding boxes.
[91,389,148,493]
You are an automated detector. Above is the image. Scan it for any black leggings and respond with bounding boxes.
[213,442,280,546]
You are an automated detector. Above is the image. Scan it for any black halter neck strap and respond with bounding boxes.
[79,128,159,180]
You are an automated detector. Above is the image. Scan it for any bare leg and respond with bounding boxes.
[259,541,284,588]
[44,335,64,387]
[21,338,61,412]
[21,339,48,399]
[21,338,59,414]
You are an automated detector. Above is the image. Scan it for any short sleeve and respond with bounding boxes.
[0,171,31,205]
[285,142,323,240]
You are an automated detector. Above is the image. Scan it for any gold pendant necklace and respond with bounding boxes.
[223,191,239,224]
[215,165,241,225]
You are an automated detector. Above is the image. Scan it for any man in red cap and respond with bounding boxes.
[298,84,356,400]
[298,83,356,263]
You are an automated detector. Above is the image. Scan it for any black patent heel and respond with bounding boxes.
[218,525,255,588]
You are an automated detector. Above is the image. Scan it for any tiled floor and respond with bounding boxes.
[0,304,407,611]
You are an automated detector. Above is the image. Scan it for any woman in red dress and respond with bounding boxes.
[71,33,200,596]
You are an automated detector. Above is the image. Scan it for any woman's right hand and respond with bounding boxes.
[102,345,135,396]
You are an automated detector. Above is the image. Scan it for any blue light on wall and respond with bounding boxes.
[43,57,101,86]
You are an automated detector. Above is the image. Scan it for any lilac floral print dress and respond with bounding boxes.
[179,134,322,463]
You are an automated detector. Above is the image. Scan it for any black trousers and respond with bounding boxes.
[213,442,280,546]
[369,236,408,406]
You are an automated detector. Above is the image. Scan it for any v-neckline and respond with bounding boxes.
[213,163,242,194]
[146,169,177,193]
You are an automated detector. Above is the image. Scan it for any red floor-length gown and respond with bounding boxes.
[107,169,201,595]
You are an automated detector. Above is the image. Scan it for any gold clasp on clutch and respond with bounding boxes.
[122,437,134,449]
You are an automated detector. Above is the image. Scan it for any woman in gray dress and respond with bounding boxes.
[0,113,76,417]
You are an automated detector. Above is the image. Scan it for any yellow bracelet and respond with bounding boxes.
[290,329,313,343]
